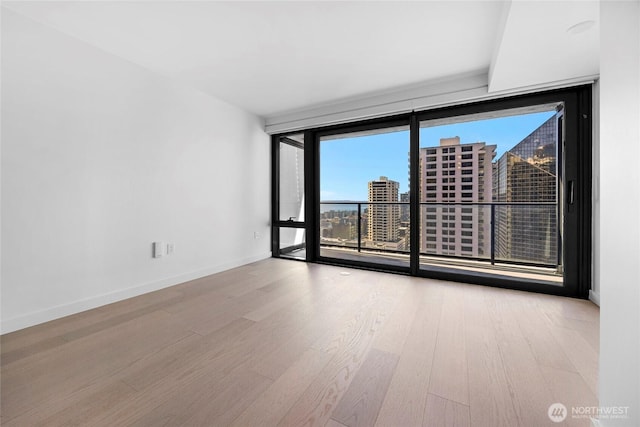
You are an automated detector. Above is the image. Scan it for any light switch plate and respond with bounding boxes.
[153,242,164,258]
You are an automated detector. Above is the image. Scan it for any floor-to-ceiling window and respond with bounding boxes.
[317,122,410,270]
[418,104,564,285]
[272,134,306,260]
[272,87,591,298]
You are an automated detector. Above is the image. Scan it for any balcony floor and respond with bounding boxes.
[319,246,563,285]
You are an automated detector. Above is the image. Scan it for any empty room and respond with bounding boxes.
[1,1,638,426]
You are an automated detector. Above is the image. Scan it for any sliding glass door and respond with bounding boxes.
[272,86,591,297]
[418,104,564,285]
[317,122,411,271]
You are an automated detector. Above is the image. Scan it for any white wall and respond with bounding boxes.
[598,1,640,426]
[591,80,600,305]
[1,9,271,333]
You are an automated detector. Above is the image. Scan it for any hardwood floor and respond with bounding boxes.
[0,258,599,426]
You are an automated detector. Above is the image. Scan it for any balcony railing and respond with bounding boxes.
[320,201,560,270]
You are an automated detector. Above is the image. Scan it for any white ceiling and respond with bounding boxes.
[3,1,599,118]
[490,0,599,92]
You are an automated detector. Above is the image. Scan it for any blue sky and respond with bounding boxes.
[320,110,556,201]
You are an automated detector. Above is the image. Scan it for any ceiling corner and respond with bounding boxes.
[488,0,599,94]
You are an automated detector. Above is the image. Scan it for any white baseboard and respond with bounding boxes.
[589,289,600,306]
[0,252,272,334]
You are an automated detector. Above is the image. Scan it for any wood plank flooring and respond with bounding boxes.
[1,258,599,426]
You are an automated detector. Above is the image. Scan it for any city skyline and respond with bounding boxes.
[320,113,560,265]
[320,109,556,201]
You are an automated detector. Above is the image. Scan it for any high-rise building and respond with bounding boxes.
[367,176,400,243]
[419,137,496,258]
[399,191,410,222]
[493,114,560,265]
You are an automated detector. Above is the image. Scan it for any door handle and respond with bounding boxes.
[568,181,575,205]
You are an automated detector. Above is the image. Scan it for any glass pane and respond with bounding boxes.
[320,203,359,250]
[319,126,409,267]
[279,134,304,222]
[420,204,491,259]
[419,105,563,284]
[494,204,558,265]
[279,227,305,260]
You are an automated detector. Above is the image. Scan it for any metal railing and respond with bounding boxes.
[319,201,560,269]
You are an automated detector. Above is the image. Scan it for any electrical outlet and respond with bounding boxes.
[166,243,175,255]
[254,232,261,240]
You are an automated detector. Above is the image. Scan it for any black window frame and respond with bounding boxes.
[271,85,592,298]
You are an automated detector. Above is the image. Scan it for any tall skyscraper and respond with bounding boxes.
[419,137,496,258]
[367,176,400,244]
[399,191,410,222]
[493,114,560,265]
